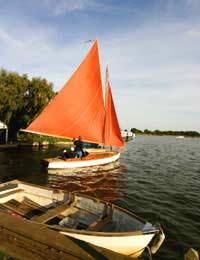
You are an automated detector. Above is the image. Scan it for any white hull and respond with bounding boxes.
[60,231,155,258]
[44,151,120,170]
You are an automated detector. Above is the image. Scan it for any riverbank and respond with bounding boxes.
[0,141,72,150]
[0,143,18,150]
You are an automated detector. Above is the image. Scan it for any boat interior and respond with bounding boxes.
[0,181,151,234]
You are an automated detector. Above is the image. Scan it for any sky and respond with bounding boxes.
[0,0,200,132]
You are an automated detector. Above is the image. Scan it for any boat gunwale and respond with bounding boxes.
[0,180,147,223]
[0,180,159,237]
[50,225,159,237]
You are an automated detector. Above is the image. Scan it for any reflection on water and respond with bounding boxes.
[47,164,128,202]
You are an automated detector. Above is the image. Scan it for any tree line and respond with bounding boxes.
[0,68,55,140]
[131,128,200,137]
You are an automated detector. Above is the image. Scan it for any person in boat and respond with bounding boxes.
[62,147,75,158]
[74,136,84,158]
[126,131,129,142]
[62,148,68,158]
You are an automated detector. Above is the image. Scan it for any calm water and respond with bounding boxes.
[0,136,199,260]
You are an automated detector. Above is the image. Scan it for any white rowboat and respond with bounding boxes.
[0,180,165,258]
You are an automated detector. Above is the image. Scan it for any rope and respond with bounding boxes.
[147,246,153,260]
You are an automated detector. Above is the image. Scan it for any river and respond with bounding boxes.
[0,136,199,260]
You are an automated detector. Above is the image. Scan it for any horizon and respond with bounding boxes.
[0,0,200,132]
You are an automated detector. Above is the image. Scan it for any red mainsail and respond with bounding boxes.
[24,41,105,144]
[24,41,124,148]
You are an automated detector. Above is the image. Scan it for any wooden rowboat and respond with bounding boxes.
[0,180,165,258]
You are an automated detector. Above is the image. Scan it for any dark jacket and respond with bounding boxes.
[74,140,83,152]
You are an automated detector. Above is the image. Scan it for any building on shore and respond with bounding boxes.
[0,121,8,144]
[121,130,135,142]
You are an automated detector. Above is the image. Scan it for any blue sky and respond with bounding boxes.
[0,0,200,131]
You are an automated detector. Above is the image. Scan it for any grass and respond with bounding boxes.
[0,252,17,260]
[17,132,71,144]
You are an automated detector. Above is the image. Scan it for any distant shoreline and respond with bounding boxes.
[130,129,200,138]
[135,133,200,138]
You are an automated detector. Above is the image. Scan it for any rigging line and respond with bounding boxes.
[147,246,153,260]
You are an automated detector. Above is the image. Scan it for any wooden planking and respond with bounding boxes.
[2,199,45,219]
[32,202,69,223]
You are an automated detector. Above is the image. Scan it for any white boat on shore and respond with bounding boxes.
[0,180,165,258]
[176,136,185,139]
[22,40,124,173]
[121,131,135,142]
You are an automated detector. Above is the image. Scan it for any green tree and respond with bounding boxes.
[23,77,54,126]
[0,68,55,140]
[143,129,151,134]
[131,128,143,134]
[153,129,162,135]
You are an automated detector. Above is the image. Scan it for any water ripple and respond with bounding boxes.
[0,136,199,260]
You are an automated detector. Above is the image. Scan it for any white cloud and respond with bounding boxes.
[43,0,91,16]
[0,28,22,48]
[0,21,89,84]
[185,29,200,37]
[116,83,200,131]
[185,0,200,9]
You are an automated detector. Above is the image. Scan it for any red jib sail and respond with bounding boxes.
[104,70,124,148]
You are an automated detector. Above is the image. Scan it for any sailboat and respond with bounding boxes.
[22,40,124,172]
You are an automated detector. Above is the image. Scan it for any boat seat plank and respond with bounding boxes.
[0,184,18,192]
[2,199,45,219]
[22,197,48,212]
[0,188,24,199]
[31,194,77,223]
[32,202,74,223]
